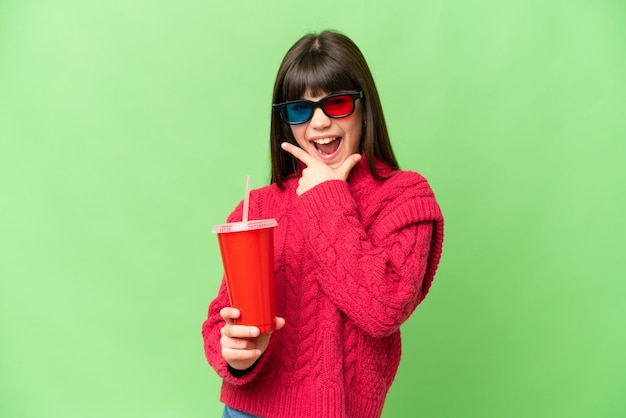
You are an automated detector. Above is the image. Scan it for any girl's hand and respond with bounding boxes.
[281,142,361,196]
[219,307,285,371]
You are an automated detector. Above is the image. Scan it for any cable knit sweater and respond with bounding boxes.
[202,156,444,418]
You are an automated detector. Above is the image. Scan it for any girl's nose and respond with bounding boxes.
[309,107,331,129]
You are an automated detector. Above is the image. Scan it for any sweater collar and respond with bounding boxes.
[347,153,395,186]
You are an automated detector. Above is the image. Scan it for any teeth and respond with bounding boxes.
[312,137,337,145]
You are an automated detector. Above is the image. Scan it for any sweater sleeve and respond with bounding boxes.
[294,175,443,338]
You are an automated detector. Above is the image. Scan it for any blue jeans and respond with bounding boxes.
[222,405,259,418]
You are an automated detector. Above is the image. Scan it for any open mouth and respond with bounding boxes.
[311,137,342,157]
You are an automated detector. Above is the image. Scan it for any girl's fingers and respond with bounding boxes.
[219,307,240,323]
[281,142,318,167]
[220,335,257,350]
[221,347,262,362]
[221,324,260,338]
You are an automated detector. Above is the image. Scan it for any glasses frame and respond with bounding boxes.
[273,91,364,125]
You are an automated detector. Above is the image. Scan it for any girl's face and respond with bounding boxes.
[289,90,363,170]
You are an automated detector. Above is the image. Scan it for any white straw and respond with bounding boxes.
[242,175,251,223]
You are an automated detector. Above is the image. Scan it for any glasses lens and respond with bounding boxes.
[323,95,354,117]
[284,102,312,124]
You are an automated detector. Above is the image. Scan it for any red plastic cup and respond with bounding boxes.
[212,219,278,334]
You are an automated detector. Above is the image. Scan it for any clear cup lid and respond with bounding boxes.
[212,218,278,233]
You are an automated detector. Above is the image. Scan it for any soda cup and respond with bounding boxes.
[212,219,278,334]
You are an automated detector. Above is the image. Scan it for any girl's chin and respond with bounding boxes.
[323,155,348,169]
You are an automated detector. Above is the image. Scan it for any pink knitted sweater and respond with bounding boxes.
[202,157,444,418]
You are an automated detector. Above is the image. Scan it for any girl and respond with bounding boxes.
[203,30,444,418]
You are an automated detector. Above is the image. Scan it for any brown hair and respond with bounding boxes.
[270,30,399,187]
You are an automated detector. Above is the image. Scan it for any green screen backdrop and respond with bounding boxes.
[1,1,624,417]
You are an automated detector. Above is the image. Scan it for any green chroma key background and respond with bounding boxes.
[1,1,624,417]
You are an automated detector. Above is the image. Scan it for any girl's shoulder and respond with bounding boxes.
[363,159,435,201]
[385,169,435,198]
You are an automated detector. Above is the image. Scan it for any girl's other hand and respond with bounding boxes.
[219,307,285,371]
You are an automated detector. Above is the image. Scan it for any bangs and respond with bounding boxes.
[281,52,360,101]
